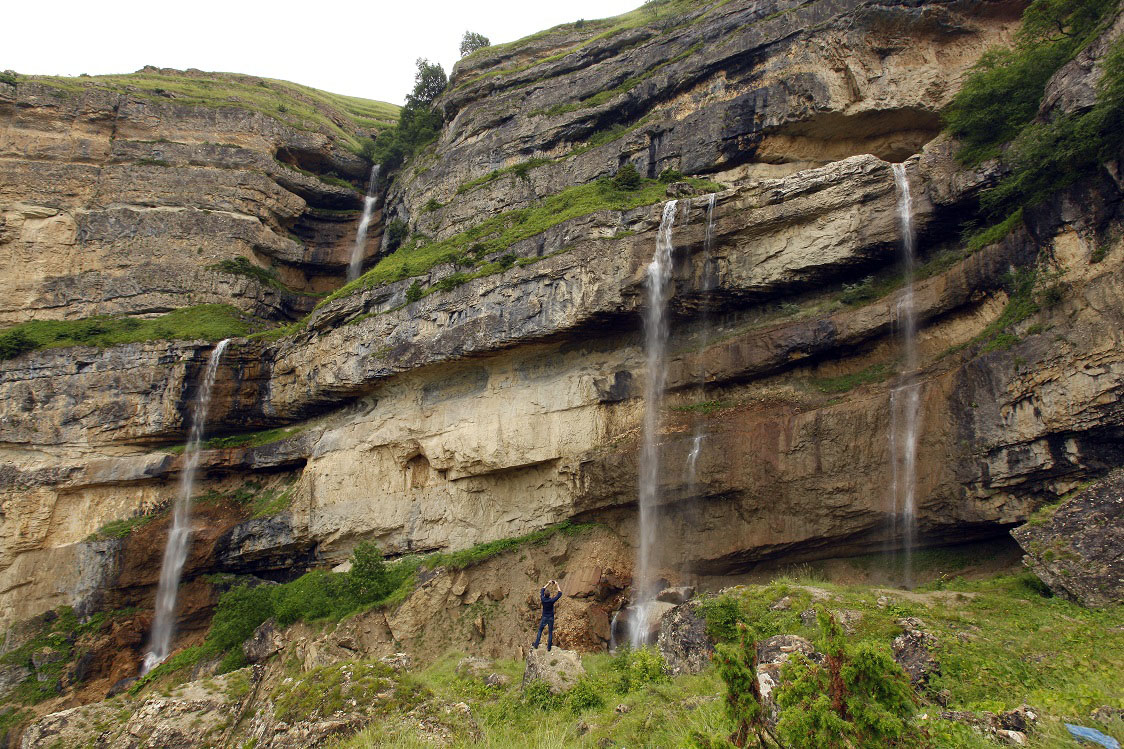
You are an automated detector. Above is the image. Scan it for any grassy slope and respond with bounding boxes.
[328,567,1122,748]
[26,70,399,154]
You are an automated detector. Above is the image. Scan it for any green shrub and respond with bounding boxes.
[423,197,443,213]
[658,168,684,183]
[566,677,605,713]
[694,623,766,747]
[0,329,36,360]
[209,256,287,291]
[611,645,668,693]
[700,595,744,643]
[611,163,642,190]
[522,680,563,711]
[0,71,18,87]
[776,612,921,749]
[460,31,491,57]
[370,59,447,171]
[385,219,409,251]
[207,584,274,652]
[405,280,424,303]
[347,542,393,604]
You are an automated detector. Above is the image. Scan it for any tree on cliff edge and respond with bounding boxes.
[370,58,447,172]
[460,31,490,57]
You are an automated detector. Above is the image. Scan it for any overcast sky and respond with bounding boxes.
[5,0,643,106]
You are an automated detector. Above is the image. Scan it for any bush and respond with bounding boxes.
[207,584,274,652]
[658,168,684,183]
[566,678,605,713]
[405,280,424,303]
[370,59,447,172]
[611,163,642,191]
[700,595,744,643]
[385,219,409,251]
[611,645,668,693]
[776,612,921,749]
[347,541,393,604]
[460,31,490,57]
[0,329,36,360]
[693,623,767,747]
[523,680,563,711]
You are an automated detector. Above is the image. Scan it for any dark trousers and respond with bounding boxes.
[533,616,555,649]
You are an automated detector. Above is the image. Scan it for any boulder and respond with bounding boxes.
[242,618,283,664]
[892,617,939,688]
[756,635,819,726]
[1012,470,1124,607]
[522,647,585,694]
[614,602,677,645]
[656,586,696,605]
[656,600,713,676]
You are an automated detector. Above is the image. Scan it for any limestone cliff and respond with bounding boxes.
[2,0,1124,720]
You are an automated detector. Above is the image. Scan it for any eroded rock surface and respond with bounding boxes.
[1012,470,1124,607]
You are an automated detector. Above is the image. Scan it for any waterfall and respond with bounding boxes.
[889,163,921,588]
[685,193,718,493]
[142,338,230,673]
[347,164,380,282]
[629,199,678,647]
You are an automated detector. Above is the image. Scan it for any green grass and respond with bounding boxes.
[85,513,159,542]
[964,208,1026,252]
[30,70,398,155]
[421,521,597,571]
[208,257,322,297]
[810,362,894,394]
[455,157,555,195]
[320,176,719,305]
[202,426,303,450]
[0,304,258,360]
[1,607,137,705]
[454,0,707,92]
[671,399,732,415]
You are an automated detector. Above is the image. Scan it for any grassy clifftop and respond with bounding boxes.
[21,68,399,155]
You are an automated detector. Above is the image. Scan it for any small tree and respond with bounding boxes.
[460,31,490,57]
[776,612,924,749]
[347,541,392,603]
[406,58,448,109]
[611,163,642,191]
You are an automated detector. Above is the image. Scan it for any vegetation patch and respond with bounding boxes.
[202,426,303,451]
[420,521,597,571]
[455,157,554,194]
[322,175,719,305]
[810,362,894,394]
[271,660,425,723]
[86,512,159,542]
[32,71,397,156]
[945,0,1122,221]
[0,304,257,360]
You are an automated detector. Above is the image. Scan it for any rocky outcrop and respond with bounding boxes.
[0,71,391,325]
[522,647,585,694]
[656,599,713,675]
[1011,470,1124,607]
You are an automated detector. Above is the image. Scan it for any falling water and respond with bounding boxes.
[685,194,718,493]
[888,163,921,588]
[629,199,678,647]
[142,338,230,673]
[347,164,380,282]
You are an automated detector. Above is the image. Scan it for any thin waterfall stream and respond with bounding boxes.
[889,163,921,588]
[347,165,380,282]
[684,193,717,491]
[142,339,230,673]
[629,199,679,647]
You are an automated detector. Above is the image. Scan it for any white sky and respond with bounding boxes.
[5,0,643,106]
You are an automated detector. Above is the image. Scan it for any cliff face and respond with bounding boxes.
[0,69,388,325]
[1,0,1122,690]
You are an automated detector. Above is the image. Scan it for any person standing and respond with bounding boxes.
[532,579,563,651]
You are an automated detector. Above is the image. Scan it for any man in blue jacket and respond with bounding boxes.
[532,579,563,651]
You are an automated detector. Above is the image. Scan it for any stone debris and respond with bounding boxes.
[657,600,713,676]
[892,617,939,688]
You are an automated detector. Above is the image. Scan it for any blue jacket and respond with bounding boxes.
[540,587,562,618]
